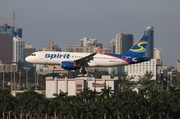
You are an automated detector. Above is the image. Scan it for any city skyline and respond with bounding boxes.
[0,1,180,66]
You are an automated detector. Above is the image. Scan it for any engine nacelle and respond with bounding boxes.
[61,61,80,70]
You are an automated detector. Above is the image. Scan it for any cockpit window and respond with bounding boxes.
[31,54,36,56]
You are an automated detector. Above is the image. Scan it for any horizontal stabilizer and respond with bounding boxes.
[125,36,149,57]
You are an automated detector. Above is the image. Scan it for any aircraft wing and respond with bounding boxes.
[73,46,100,65]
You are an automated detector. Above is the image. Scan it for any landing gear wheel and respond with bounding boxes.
[81,70,86,74]
[39,64,44,72]
[54,65,57,69]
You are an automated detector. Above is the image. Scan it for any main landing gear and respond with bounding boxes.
[81,67,86,74]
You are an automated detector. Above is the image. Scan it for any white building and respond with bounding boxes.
[124,47,163,80]
[154,48,161,59]
[154,48,162,66]
[125,59,157,80]
[177,57,180,73]
[0,60,18,72]
[26,43,33,48]
[46,75,118,98]
[80,37,97,47]
[13,36,24,62]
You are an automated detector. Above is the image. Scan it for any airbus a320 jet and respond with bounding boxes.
[25,36,150,74]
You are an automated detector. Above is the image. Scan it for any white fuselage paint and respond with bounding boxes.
[25,51,128,67]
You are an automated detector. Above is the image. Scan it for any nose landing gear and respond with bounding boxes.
[39,65,44,72]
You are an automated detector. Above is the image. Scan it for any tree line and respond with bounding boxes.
[1,84,180,119]
[1,71,180,119]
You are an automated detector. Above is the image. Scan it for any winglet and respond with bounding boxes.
[94,46,101,54]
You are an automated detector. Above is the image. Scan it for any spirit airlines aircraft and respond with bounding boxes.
[25,36,150,74]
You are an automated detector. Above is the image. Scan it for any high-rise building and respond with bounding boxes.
[42,42,61,51]
[144,27,154,58]
[66,45,84,52]
[67,37,103,53]
[0,34,13,64]
[0,24,14,37]
[25,44,33,48]
[80,37,97,47]
[13,36,24,62]
[110,33,133,73]
[23,44,36,69]
[154,48,162,66]
[154,48,161,59]
[0,24,22,38]
[108,38,116,54]
[83,45,98,53]
[14,28,22,38]
[24,44,36,59]
[53,44,61,51]
[115,33,133,54]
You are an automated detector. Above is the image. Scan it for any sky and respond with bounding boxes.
[0,0,180,67]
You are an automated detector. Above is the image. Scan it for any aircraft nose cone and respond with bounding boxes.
[25,56,30,62]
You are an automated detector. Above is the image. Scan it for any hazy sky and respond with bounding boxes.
[0,1,180,66]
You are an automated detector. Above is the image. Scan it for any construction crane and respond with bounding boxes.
[41,40,55,51]
[0,18,9,24]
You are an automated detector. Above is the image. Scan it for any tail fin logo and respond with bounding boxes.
[130,41,147,53]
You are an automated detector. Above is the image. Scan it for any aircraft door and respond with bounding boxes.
[39,51,48,64]
[39,52,44,60]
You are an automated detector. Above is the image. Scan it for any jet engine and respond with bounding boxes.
[61,61,80,70]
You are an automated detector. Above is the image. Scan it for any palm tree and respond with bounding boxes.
[112,90,124,119]
[168,87,180,118]
[49,97,59,119]
[99,86,114,119]
[84,100,100,119]
[50,90,69,119]
[124,89,138,118]
[41,98,50,119]
[117,72,129,90]
[139,71,154,87]
[0,89,11,119]
[79,88,92,102]
[90,89,100,101]
[145,86,171,118]
[17,90,45,118]
[100,86,114,98]
[65,95,80,119]
[0,89,15,119]
[136,88,149,119]
[11,96,19,119]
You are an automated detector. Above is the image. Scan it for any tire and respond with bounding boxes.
[81,70,86,74]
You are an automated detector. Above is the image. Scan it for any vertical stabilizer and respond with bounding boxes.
[125,36,149,57]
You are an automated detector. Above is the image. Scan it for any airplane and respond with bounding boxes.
[25,36,150,74]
